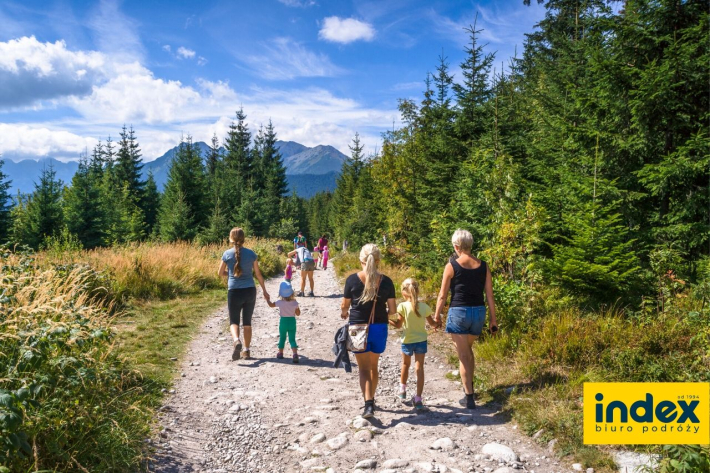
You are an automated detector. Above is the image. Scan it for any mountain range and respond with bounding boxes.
[0,140,346,197]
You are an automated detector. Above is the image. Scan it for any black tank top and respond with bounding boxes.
[449,259,487,307]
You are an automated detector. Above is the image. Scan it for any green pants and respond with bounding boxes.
[278,317,298,349]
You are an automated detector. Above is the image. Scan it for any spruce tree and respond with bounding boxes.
[115,125,145,199]
[0,159,12,242]
[24,166,64,248]
[453,19,494,144]
[143,171,161,236]
[64,158,106,248]
[159,137,208,241]
[221,108,253,227]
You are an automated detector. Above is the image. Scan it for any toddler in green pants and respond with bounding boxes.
[266,281,301,363]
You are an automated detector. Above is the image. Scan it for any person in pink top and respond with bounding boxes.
[322,246,330,270]
[266,282,301,363]
[284,258,294,282]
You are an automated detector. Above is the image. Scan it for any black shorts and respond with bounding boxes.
[227,287,256,326]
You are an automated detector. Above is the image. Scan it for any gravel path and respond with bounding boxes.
[150,266,575,473]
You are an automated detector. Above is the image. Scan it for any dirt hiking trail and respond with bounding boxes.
[150,265,572,473]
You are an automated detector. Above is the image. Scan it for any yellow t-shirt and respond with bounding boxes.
[397,301,432,344]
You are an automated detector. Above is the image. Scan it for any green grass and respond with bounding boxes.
[115,289,225,382]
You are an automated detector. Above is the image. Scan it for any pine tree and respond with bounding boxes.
[64,158,106,248]
[159,137,208,241]
[206,133,222,179]
[0,158,12,242]
[221,108,253,227]
[22,166,64,248]
[115,125,145,199]
[331,133,366,244]
[453,18,494,144]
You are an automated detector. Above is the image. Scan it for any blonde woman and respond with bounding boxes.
[218,227,270,361]
[434,229,498,409]
[340,244,397,418]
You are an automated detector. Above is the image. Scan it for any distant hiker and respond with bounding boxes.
[340,244,396,419]
[265,282,301,363]
[343,240,348,252]
[389,277,436,410]
[316,234,329,268]
[284,257,294,283]
[293,231,307,249]
[293,231,307,269]
[321,246,330,270]
[218,227,270,361]
[433,229,498,409]
[288,246,315,297]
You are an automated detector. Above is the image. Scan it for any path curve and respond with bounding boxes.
[150,265,565,473]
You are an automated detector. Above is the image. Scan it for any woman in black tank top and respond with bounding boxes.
[434,230,498,409]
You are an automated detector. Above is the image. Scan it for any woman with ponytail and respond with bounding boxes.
[340,244,396,418]
[218,227,270,361]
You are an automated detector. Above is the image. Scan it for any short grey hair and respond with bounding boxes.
[451,229,473,252]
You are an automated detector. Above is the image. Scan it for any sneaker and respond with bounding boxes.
[232,340,242,361]
[308,291,314,297]
[243,350,252,360]
[363,401,375,419]
[398,389,407,402]
[293,353,299,364]
[413,397,424,410]
[276,352,284,359]
[466,393,476,409]
[297,291,305,297]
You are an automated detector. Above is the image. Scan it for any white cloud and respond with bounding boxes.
[162,44,171,52]
[176,46,196,59]
[197,56,207,66]
[278,0,316,7]
[241,37,343,80]
[319,17,375,44]
[69,62,202,124]
[0,123,97,160]
[0,36,105,108]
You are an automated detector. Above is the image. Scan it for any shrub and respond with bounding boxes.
[0,250,153,472]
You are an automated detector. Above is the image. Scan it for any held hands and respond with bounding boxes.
[263,291,271,303]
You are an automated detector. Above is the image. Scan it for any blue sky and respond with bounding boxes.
[0,0,547,161]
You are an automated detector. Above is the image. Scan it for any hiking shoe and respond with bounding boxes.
[466,393,476,409]
[232,340,242,361]
[276,352,284,359]
[243,350,252,360]
[363,402,375,419]
[308,291,314,297]
[297,291,305,297]
[398,390,407,402]
[292,353,299,364]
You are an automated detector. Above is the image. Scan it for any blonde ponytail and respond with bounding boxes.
[358,243,381,303]
[401,278,421,317]
[229,227,246,277]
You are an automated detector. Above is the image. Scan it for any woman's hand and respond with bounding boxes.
[263,291,270,302]
[340,310,349,320]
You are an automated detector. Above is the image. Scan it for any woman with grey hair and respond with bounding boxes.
[433,229,498,409]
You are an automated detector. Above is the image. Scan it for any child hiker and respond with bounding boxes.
[322,246,329,270]
[285,258,294,283]
[389,278,436,410]
[266,281,301,363]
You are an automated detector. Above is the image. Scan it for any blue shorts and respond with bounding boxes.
[352,323,388,354]
[446,306,486,336]
[401,340,427,356]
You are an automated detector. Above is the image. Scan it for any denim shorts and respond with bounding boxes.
[445,306,486,336]
[401,340,427,356]
[351,323,388,354]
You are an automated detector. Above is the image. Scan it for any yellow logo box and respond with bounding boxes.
[584,383,710,445]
